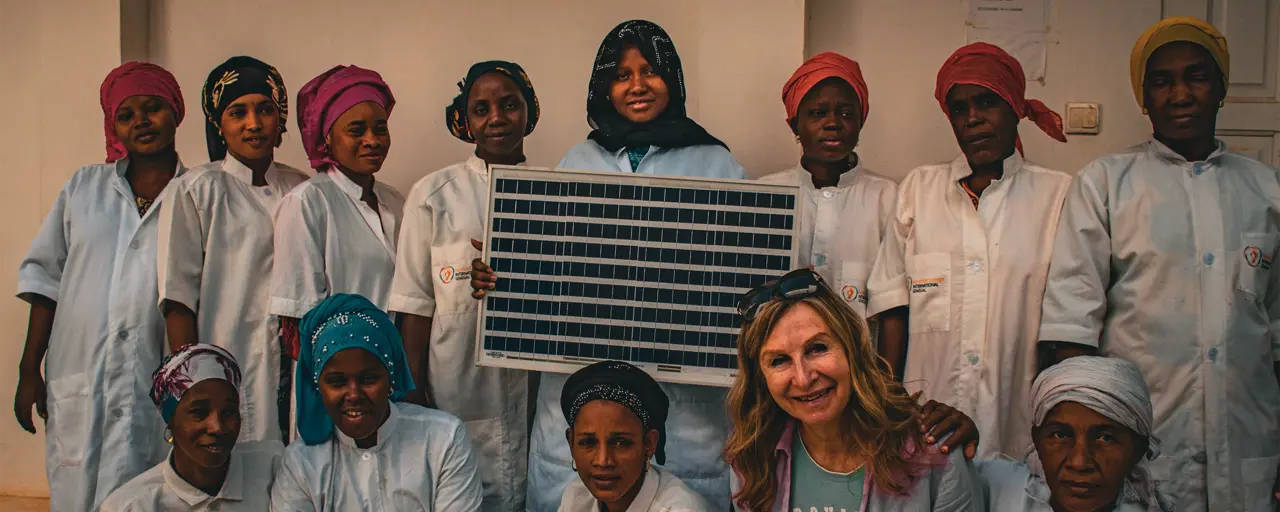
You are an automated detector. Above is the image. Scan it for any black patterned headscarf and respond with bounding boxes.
[586,20,727,153]
[561,360,670,464]
[446,60,540,143]
[202,56,288,161]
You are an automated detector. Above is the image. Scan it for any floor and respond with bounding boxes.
[0,496,48,511]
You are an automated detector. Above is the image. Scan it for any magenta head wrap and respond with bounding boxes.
[99,62,185,163]
[297,65,395,171]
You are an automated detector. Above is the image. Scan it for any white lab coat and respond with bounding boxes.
[17,160,181,512]
[558,466,710,512]
[100,441,283,512]
[758,162,898,318]
[156,156,308,443]
[867,152,1070,459]
[269,402,483,511]
[527,140,747,512]
[1038,139,1280,512]
[269,169,405,318]
[387,155,528,511]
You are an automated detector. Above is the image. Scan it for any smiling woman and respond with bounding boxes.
[270,294,482,511]
[270,66,406,442]
[726,269,983,512]
[101,344,282,511]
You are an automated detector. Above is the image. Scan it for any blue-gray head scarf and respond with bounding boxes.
[296,293,415,445]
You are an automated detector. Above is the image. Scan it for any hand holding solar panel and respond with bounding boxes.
[469,239,497,299]
[476,165,801,387]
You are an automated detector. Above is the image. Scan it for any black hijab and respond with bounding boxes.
[586,20,727,153]
[561,360,670,465]
[201,56,288,161]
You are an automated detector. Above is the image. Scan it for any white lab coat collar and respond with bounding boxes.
[327,167,377,203]
[949,150,1026,182]
[335,401,400,451]
[111,157,187,214]
[160,449,245,506]
[788,159,866,192]
[465,154,527,176]
[1145,138,1229,165]
[221,154,284,187]
[625,466,663,511]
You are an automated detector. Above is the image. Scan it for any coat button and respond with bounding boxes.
[117,329,128,340]
[822,190,834,199]
[967,353,980,365]
[1208,347,1219,361]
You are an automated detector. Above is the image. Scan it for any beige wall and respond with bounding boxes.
[807,0,1164,179]
[0,0,127,497]
[150,0,806,190]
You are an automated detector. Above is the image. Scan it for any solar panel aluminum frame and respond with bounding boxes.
[476,165,802,387]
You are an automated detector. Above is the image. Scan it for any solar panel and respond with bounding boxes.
[476,165,801,387]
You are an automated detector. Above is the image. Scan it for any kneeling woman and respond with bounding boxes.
[102,344,281,511]
[726,269,983,511]
[270,294,482,511]
[981,356,1172,511]
[559,361,708,511]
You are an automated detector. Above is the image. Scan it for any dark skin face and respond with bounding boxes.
[319,348,392,449]
[1143,42,1224,162]
[114,95,178,156]
[945,84,1019,171]
[468,72,528,166]
[170,379,240,496]
[792,77,862,186]
[565,400,659,512]
[1033,402,1147,512]
[219,93,281,167]
[326,101,391,178]
[610,45,671,124]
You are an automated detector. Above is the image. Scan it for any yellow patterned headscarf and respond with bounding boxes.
[1130,17,1230,110]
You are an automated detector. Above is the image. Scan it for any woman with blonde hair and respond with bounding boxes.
[725,269,982,511]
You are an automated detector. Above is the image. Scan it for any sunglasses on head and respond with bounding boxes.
[737,268,830,322]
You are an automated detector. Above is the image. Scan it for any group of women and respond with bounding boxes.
[9,14,1257,512]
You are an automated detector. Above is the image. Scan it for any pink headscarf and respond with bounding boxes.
[781,52,870,126]
[934,42,1066,154]
[99,62,185,163]
[297,65,395,171]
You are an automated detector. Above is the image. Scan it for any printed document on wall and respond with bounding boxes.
[966,0,1051,82]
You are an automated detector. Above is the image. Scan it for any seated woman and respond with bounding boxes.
[726,268,983,511]
[269,293,482,511]
[102,344,281,511]
[980,356,1172,511]
[558,360,708,512]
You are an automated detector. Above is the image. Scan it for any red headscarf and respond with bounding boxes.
[782,52,869,126]
[99,62,185,163]
[296,65,396,171]
[934,43,1066,153]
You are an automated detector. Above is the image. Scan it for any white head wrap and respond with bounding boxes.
[1028,356,1172,512]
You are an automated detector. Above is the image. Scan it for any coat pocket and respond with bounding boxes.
[906,252,952,333]
[430,242,481,317]
[46,372,89,467]
[1238,233,1277,300]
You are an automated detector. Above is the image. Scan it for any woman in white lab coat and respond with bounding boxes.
[270,65,401,433]
[270,294,483,511]
[12,62,186,512]
[758,52,897,321]
[470,20,747,511]
[157,56,308,444]
[557,361,709,512]
[388,60,538,511]
[102,344,283,511]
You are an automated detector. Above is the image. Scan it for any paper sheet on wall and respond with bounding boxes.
[966,0,1051,83]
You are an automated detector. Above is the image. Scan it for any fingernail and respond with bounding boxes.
[941,446,949,453]
[927,436,935,443]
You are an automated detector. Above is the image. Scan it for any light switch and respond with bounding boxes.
[1065,102,1100,135]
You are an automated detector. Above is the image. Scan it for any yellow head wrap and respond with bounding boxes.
[1130,16,1230,111]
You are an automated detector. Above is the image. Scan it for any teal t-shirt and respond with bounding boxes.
[789,433,867,512]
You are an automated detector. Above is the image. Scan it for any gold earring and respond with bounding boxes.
[570,459,577,471]
[164,427,173,444]
[645,459,652,472]
[795,135,801,144]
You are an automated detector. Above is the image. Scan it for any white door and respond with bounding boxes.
[1165,0,1280,165]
